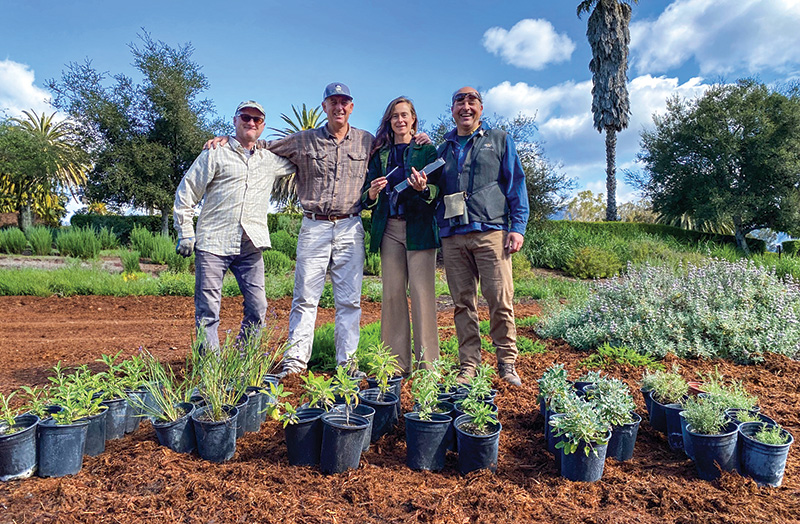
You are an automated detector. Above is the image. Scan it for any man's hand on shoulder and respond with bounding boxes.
[413,132,432,146]
[203,136,229,150]
[505,232,524,254]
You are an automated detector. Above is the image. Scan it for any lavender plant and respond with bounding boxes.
[539,259,800,363]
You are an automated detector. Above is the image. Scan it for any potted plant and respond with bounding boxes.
[590,377,640,462]
[37,375,91,478]
[551,398,611,482]
[647,367,687,434]
[359,346,400,443]
[48,363,108,457]
[738,422,794,487]
[682,396,738,481]
[545,388,582,457]
[0,391,39,481]
[364,343,403,401]
[129,350,195,453]
[405,363,452,471]
[190,346,240,463]
[320,366,370,474]
[119,354,149,434]
[239,324,287,431]
[537,364,570,419]
[454,399,501,475]
[276,387,327,467]
[639,369,660,418]
[574,370,603,393]
[94,351,131,440]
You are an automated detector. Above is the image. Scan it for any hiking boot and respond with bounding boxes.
[498,363,522,387]
[275,363,305,380]
[456,366,476,385]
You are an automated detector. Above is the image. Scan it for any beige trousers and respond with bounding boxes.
[380,218,440,374]
[441,229,517,370]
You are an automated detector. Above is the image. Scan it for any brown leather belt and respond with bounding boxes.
[303,212,359,221]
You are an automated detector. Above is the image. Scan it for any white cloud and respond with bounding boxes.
[481,75,710,195]
[631,0,800,75]
[0,60,53,118]
[483,19,575,70]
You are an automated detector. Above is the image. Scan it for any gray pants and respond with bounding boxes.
[194,235,267,351]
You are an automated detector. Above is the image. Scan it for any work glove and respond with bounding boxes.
[176,237,195,257]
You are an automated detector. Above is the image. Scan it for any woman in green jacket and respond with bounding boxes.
[361,96,440,375]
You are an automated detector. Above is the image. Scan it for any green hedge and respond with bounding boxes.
[782,240,799,256]
[71,215,166,245]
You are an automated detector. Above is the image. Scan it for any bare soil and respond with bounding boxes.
[0,295,798,524]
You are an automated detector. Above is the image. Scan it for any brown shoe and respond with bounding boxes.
[498,363,522,387]
[456,367,476,385]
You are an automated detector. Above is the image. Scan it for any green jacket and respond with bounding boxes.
[361,141,440,253]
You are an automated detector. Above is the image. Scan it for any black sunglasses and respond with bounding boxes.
[238,114,264,124]
[452,92,482,104]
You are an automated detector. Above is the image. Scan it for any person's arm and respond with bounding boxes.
[500,135,530,252]
[174,150,214,255]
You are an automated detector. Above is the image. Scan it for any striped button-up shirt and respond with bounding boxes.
[173,137,295,256]
[267,124,374,215]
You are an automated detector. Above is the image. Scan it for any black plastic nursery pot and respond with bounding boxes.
[233,395,250,440]
[152,403,196,454]
[101,397,128,440]
[358,389,399,443]
[546,413,566,455]
[332,404,375,453]
[0,414,39,481]
[367,376,403,417]
[284,407,325,466]
[641,388,654,419]
[191,405,238,463]
[124,389,147,434]
[725,409,776,427]
[607,412,641,462]
[686,422,739,481]
[454,414,502,475]
[319,412,369,475]
[738,422,794,487]
[679,411,695,460]
[663,403,685,451]
[648,392,668,434]
[82,407,108,457]
[244,386,266,433]
[404,412,452,471]
[37,418,89,478]
[413,400,457,452]
[560,433,611,482]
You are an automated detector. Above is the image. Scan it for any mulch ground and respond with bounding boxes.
[0,295,798,524]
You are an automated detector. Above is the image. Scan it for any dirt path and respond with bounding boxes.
[0,295,798,524]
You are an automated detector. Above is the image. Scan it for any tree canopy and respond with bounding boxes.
[632,79,800,254]
[46,33,228,234]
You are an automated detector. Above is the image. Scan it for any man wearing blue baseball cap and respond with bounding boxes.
[175,100,295,351]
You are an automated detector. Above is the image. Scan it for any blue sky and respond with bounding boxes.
[2,0,800,208]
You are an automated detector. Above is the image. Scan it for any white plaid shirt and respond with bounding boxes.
[173,137,295,256]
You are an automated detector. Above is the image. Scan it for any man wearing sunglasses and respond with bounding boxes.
[173,100,295,351]
[435,86,530,386]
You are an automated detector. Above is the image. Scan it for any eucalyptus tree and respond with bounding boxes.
[577,0,638,221]
[267,104,325,211]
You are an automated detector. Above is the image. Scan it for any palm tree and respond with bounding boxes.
[8,110,90,228]
[267,104,326,210]
[578,0,637,221]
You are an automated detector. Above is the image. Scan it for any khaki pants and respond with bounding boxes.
[380,218,439,374]
[441,229,517,370]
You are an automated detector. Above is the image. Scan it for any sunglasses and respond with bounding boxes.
[452,92,482,104]
[237,114,264,124]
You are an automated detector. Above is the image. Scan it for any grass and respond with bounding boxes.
[579,342,665,371]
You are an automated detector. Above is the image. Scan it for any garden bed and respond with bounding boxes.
[0,295,798,523]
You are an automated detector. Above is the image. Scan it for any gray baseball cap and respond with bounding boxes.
[236,100,265,116]
[323,82,353,101]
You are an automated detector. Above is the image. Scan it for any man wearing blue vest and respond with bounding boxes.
[434,86,530,386]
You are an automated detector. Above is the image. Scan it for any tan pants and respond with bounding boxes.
[441,229,517,370]
[380,219,439,374]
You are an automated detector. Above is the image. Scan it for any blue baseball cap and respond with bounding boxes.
[323,82,353,101]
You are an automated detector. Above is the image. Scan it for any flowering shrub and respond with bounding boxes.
[539,259,800,363]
